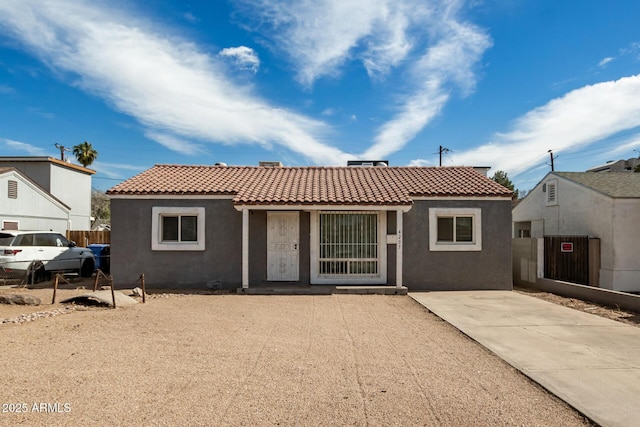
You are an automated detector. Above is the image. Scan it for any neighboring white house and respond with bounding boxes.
[513,172,640,292]
[587,157,640,172]
[0,167,71,233]
[0,157,95,230]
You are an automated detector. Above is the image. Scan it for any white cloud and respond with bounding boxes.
[598,57,614,67]
[2,138,47,155]
[235,0,439,86]
[91,160,146,179]
[434,74,640,177]
[219,46,260,73]
[144,131,206,156]
[183,12,198,23]
[363,13,491,159]
[237,0,491,159]
[0,0,352,165]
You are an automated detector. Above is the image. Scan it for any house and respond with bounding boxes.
[0,157,95,230]
[587,157,640,173]
[513,172,640,292]
[0,167,71,232]
[106,164,513,290]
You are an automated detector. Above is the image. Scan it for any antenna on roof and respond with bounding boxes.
[54,143,71,162]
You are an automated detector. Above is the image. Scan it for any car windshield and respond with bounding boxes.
[0,233,16,246]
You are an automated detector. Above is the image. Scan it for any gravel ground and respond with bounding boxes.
[0,291,593,426]
[515,286,640,327]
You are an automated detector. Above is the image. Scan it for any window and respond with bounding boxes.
[429,208,482,251]
[310,211,387,284]
[319,212,379,276]
[161,215,198,242]
[152,207,205,251]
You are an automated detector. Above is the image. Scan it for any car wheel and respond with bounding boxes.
[80,258,95,277]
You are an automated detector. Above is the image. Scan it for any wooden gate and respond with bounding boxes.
[544,235,589,285]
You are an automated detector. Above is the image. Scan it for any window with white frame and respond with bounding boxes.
[152,207,205,251]
[429,208,482,251]
[309,211,387,284]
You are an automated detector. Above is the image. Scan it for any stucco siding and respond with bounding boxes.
[609,199,640,291]
[111,198,243,288]
[403,200,512,290]
[49,164,92,230]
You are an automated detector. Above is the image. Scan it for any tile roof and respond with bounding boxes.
[554,172,640,198]
[107,165,513,205]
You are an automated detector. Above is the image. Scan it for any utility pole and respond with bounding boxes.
[548,149,556,171]
[439,145,451,167]
[54,143,71,162]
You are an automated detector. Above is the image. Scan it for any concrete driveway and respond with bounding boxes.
[410,291,640,427]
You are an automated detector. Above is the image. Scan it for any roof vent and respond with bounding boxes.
[259,161,283,167]
[347,160,389,167]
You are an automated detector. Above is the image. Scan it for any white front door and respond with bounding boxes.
[267,212,299,281]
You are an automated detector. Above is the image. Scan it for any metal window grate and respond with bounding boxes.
[8,180,17,199]
[319,212,378,276]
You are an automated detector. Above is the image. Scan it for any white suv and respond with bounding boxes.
[0,230,95,283]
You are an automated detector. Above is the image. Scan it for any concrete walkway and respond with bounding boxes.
[409,291,640,427]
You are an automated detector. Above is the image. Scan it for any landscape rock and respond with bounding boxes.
[0,294,41,305]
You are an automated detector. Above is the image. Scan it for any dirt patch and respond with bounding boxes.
[515,286,640,327]
[0,293,592,426]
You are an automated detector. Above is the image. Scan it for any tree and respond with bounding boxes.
[91,188,110,227]
[73,141,98,167]
[634,164,640,173]
[491,170,519,199]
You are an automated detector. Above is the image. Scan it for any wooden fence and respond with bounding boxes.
[543,235,589,285]
[66,230,111,246]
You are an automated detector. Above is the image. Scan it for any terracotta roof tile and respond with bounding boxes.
[107,165,512,204]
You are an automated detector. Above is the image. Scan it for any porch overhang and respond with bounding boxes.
[238,204,409,289]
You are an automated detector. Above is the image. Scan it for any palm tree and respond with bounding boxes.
[73,141,98,168]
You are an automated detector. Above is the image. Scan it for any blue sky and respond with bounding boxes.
[1,1,640,192]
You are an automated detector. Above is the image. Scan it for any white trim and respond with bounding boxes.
[310,211,387,284]
[109,194,234,200]
[151,207,205,251]
[412,196,510,201]
[235,204,412,212]
[396,209,403,288]
[428,207,482,252]
[242,209,249,288]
